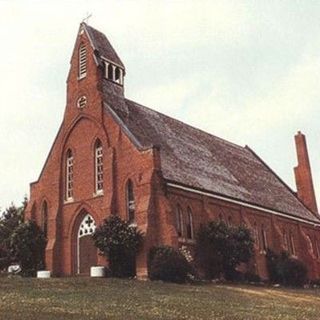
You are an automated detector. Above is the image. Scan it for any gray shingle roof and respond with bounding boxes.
[91,20,319,223]
[84,23,125,69]
[107,96,319,223]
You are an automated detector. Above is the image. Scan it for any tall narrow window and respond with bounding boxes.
[315,237,320,258]
[176,205,183,237]
[115,67,121,84]
[66,149,74,200]
[306,235,314,255]
[261,225,268,251]
[186,207,194,239]
[253,222,259,248]
[289,232,296,256]
[79,44,87,79]
[126,179,135,223]
[108,63,113,80]
[41,201,48,238]
[282,229,288,250]
[95,139,103,193]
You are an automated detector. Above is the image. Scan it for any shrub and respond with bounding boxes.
[266,250,307,287]
[148,245,193,283]
[92,215,143,278]
[10,220,47,276]
[195,221,254,280]
[0,202,26,271]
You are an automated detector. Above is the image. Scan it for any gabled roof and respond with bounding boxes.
[91,21,319,224]
[104,92,319,223]
[83,23,125,69]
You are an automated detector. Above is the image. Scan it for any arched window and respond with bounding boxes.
[282,229,288,250]
[227,216,232,226]
[79,44,87,79]
[306,235,314,255]
[253,222,259,248]
[186,207,194,239]
[261,224,268,251]
[126,179,135,223]
[95,139,103,193]
[78,214,96,238]
[41,201,48,238]
[66,149,74,200]
[315,237,320,258]
[289,232,296,256]
[176,205,183,237]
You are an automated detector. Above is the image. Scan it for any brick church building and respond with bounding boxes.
[25,23,320,279]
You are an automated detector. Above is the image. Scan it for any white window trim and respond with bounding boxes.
[77,96,87,109]
[104,61,124,86]
[176,206,183,237]
[187,209,194,239]
[78,45,87,79]
[126,181,135,223]
[95,144,103,194]
[66,152,74,201]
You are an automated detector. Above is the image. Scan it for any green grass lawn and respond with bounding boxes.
[0,277,319,320]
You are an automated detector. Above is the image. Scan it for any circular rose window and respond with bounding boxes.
[77,96,87,109]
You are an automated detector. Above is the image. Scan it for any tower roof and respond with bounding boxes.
[82,23,125,69]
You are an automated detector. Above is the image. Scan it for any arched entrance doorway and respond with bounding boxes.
[77,213,97,275]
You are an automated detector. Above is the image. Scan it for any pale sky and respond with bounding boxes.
[0,0,319,211]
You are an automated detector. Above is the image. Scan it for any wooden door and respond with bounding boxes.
[79,235,97,274]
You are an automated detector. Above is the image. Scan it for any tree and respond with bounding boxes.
[10,220,47,276]
[195,221,254,280]
[0,203,24,270]
[92,215,143,278]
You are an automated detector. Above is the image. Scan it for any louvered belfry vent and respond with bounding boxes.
[79,44,87,79]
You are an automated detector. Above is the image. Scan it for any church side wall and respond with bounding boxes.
[166,186,320,280]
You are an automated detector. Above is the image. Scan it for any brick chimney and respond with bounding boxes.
[294,131,318,215]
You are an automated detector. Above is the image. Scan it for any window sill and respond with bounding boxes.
[104,77,123,87]
[178,237,196,245]
[93,191,104,198]
[77,74,87,81]
[64,198,74,204]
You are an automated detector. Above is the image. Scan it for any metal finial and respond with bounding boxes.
[82,13,92,24]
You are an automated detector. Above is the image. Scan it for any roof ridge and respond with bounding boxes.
[125,98,246,151]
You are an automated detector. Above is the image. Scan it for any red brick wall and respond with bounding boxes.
[166,186,320,280]
[25,27,158,276]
